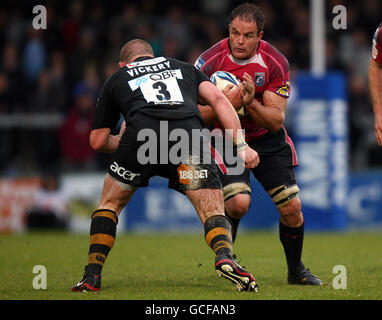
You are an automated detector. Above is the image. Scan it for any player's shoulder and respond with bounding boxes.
[167,57,199,75]
[100,67,126,93]
[258,40,290,72]
[195,38,230,69]
[108,66,128,84]
[374,22,382,43]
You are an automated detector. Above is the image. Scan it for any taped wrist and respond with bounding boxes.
[233,136,248,152]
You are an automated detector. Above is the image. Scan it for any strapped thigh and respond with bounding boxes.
[223,182,251,201]
[269,184,300,208]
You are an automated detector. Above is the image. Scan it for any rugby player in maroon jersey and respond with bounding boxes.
[196,3,322,285]
[369,23,382,146]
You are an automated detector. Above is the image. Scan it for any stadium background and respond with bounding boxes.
[0,0,381,233]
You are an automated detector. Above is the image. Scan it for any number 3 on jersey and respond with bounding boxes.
[153,81,171,101]
[128,70,184,105]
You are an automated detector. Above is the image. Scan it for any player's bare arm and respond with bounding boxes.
[198,84,244,127]
[198,104,216,127]
[198,81,242,135]
[369,58,382,146]
[89,121,126,153]
[198,81,259,168]
[241,72,286,132]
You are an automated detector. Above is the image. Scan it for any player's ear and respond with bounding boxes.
[257,31,264,40]
[119,62,125,68]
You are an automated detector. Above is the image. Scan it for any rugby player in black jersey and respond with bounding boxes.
[72,39,260,293]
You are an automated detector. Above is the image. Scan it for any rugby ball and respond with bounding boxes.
[210,71,247,117]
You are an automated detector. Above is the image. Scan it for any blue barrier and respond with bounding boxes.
[291,72,348,230]
[347,171,382,229]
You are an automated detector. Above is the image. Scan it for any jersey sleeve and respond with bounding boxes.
[372,24,382,64]
[195,67,211,84]
[194,39,228,77]
[266,53,291,98]
[91,76,121,130]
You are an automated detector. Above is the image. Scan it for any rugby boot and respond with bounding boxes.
[288,265,322,286]
[215,255,258,292]
[72,266,101,292]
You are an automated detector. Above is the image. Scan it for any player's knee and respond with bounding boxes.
[223,183,251,219]
[225,193,251,219]
[269,184,303,226]
[278,197,301,216]
[279,198,303,226]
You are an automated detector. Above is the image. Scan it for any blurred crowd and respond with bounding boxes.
[0,0,380,176]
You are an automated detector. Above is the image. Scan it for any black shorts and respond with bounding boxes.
[108,112,222,193]
[219,128,298,198]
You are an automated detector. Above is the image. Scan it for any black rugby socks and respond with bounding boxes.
[204,215,233,258]
[224,212,241,243]
[279,221,305,273]
[87,209,118,275]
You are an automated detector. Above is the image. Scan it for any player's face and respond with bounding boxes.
[229,17,263,60]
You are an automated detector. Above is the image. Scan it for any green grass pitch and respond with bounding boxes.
[0,231,381,300]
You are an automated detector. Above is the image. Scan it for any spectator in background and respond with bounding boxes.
[59,85,96,172]
[27,69,61,171]
[203,18,225,46]
[26,49,69,171]
[49,51,68,112]
[162,37,181,59]
[1,44,25,111]
[135,21,163,57]
[44,4,65,52]
[23,28,47,83]
[325,37,346,71]
[360,0,381,35]
[61,0,84,53]
[0,0,380,173]
[0,69,17,170]
[85,3,106,42]
[115,4,141,40]
[29,69,62,113]
[68,28,99,84]
[160,6,190,53]
[289,5,310,69]
[0,72,12,113]
[4,8,26,46]
[349,74,375,168]
[72,64,100,101]
[102,61,119,82]
[104,27,123,64]
[188,13,210,50]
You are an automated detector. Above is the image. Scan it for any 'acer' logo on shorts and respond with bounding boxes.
[110,162,140,181]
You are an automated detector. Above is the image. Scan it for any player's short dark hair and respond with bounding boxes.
[229,3,265,33]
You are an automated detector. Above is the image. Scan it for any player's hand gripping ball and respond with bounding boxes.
[210,71,247,117]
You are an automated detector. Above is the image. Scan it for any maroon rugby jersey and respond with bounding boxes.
[372,23,382,64]
[195,38,291,141]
